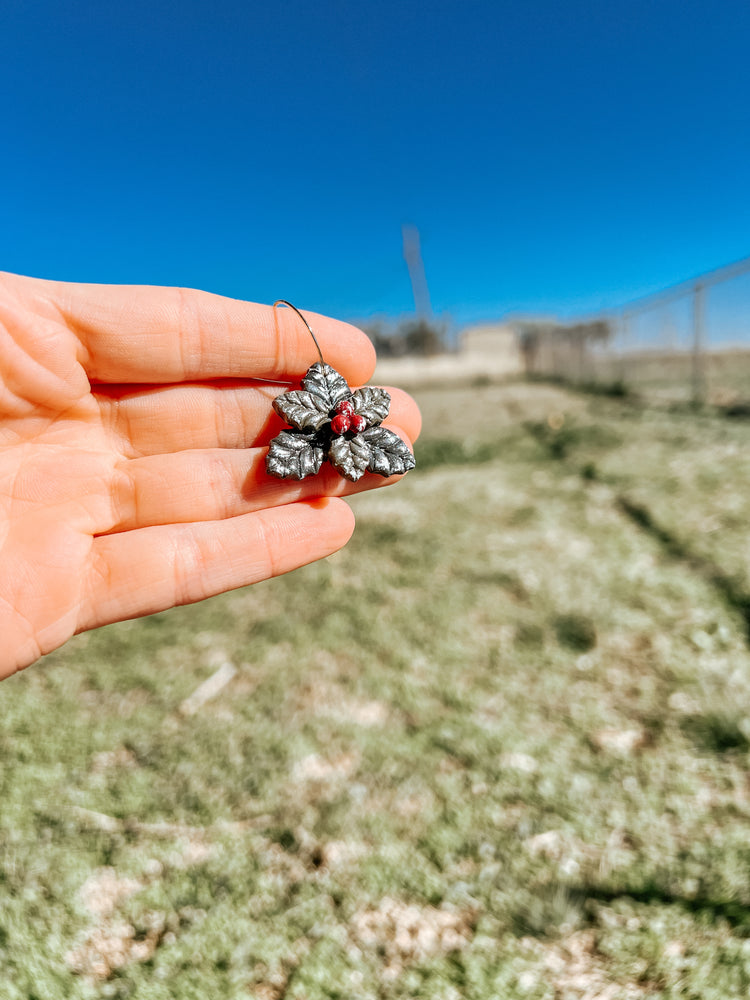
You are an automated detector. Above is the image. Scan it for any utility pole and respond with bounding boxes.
[691,281,706,406]
[402,224,433,319]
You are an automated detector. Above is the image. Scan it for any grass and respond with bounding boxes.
[2,381,750,997]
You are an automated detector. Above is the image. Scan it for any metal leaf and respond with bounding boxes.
[302,363,352,410]
[266,431,325,480]
[273,390,331,431]
[328,435,371,482]
[350,386,390,426]
[362,427,416,477]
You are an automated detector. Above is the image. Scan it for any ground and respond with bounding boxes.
[2,380,750,998]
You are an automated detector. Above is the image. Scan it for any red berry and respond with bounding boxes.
[331,413,351,435]
[350,414,367,434]
[335,400,354,417]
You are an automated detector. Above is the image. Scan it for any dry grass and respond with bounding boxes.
[2,382,750,997]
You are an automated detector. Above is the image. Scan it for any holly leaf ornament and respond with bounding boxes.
[328,434,371,482]
[301,363,351,409]
[361,427,417,477]
[266,431,325,481]
[266,362,415,482]
[349,386,391,425]
[272,390,331,432]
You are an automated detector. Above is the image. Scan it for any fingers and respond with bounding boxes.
[97,382,421,456]
[44,279,376,386]
[107,424,415,531]
[78,498,356,633]
[94,380,281,456]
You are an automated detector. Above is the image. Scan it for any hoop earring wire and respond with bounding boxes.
[273,300,324,366]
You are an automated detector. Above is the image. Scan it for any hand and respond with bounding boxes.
[0,272,421,678]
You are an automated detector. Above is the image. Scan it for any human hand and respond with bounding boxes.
[0,273,421,678]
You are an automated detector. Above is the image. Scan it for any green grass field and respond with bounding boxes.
[3,381,750,998]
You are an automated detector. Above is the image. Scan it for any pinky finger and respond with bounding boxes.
[77,498,355,633]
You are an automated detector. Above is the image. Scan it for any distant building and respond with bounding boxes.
[460,322,523,376]
[374,319,524,385]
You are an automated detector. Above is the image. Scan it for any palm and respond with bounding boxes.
[0,273,419,677]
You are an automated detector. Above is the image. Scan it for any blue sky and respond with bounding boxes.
[2,0,749,326]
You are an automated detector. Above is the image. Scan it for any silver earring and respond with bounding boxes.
[266,301,416,483]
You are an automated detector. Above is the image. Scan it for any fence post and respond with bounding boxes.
[618,311,629,387]
[691,282,706,406]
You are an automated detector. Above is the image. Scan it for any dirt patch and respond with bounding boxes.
[350,897,474,979]
[529,930,652,999]
[65,918,164,980]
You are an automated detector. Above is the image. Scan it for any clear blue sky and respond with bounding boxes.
[2,0,749,326]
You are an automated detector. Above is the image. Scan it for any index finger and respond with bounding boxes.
[44,279,377,385]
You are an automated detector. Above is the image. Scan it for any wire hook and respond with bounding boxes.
[273,300,325,366]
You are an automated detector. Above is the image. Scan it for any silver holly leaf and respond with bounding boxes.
[302,363,352,410]
[329,434,371,482]
[273,390,331,431]
[363,427,417,477]
[350,386,390,426]
[266,431,325,480]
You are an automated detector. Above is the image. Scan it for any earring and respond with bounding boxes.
[266,301,416,483]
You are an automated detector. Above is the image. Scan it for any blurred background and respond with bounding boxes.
[3,1,750,997]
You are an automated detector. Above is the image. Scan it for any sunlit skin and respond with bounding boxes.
[0,272,421,678]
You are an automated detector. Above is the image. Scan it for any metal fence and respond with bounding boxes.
[527,255,750,406]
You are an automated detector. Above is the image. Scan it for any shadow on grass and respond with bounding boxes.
[724,400,750,420]
[525,374,634,401]
[582,882,750,934]
[617,496,750,645]
[553,613,597,652]
[512,880,750,938]
[414,437,506,471]
[517,405,750,651]
[679,713,750,754]
[523,420,622,462]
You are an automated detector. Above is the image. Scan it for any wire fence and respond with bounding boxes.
[526,255,750,406]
